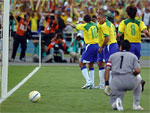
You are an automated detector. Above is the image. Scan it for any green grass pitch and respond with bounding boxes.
[0,66,150,113]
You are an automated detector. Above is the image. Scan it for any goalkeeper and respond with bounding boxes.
[104,40,143,111]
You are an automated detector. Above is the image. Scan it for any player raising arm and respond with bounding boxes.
[68,14,99,89]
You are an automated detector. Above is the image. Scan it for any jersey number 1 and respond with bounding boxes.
[120,56,124,69]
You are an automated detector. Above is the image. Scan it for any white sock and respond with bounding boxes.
[81,67,90,83]
[89,68,94,86]
[99,68,105,85]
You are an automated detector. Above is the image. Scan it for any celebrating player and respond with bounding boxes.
[105,40,143,111]
[68,14,99,89]
[118,5,150,92]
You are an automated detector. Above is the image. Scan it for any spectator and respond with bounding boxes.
[43,14,59,46]
[114,10,121,28]
[48,33,67,63]
[32,40,52,63]
[67,33,84,63]
[142,7,150,27]
[64,17,74,32]
[56,11,66,33]
[9,14,16,61]
[61,12,67,24]
[30,11,40,41]
[11,14,28,62]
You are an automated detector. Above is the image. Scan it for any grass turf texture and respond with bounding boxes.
[0,66,150,113]
[0,66,36,98]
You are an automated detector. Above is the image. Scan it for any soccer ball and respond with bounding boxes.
[29,91,41,103]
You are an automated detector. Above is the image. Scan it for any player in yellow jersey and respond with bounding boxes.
[118,5,150,60]
[118,5,150,92]
[68,14,99,89]
[98,14,119,63]
[94,17,105,89]
[97,14,119,86]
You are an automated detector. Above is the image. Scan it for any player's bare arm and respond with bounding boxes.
[142,29,150,38]
[133,68,140,76]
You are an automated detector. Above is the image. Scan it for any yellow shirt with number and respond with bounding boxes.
[101,19,117,45]
[97,23,104,47]
[118,18,147,43]
[75,22,98,44]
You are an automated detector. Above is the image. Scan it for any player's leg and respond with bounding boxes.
[110,89,124,111]
[80,45,91,89]
[80,62,92,89]
[104,43,119,84]
[131,43,145,92]
[133,77,143,110]
[80,44,98,89]
[110,76,125,111]
[95,61,105,89]
[95,48,105,89]
[89,63,95,88]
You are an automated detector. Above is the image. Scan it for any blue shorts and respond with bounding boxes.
[130,43,141,59]
[104,43,119,62]
[97,47,105,62]
[81,44,99,63]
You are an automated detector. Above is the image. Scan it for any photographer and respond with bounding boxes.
[43,14,59,46]
[48,33,67,62]
[32,40,52,62]
[68,33,84,63]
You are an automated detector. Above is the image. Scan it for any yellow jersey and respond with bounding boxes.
[97,23,104,47]
[101,19,117,45]
[75,22,98,44]
[118,18,147,43]
[30,15,38,32]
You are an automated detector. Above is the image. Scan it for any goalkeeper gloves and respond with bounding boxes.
[104,81,111,96]
[104,86,111,96]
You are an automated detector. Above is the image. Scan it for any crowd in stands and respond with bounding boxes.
[0,0,150,63]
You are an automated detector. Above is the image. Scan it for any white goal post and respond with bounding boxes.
[0,0,41,102]
[1,0,10,98]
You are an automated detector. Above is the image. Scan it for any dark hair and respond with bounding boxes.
[92,15,97,19]
[50,15,55,20]
[126,5,137,19]
[84,14,91,22]
[115,11,119,16]
[45,16,49,21]
[57,33,63,39]
[120,40,131,51]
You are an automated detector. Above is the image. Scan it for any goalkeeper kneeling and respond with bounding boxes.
[104,40,143,111]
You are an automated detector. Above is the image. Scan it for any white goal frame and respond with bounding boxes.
[0,0,41,104]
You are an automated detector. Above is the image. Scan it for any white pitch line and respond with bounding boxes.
[0,67,40,104]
